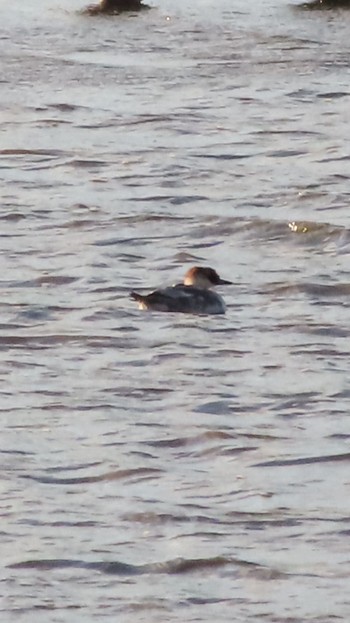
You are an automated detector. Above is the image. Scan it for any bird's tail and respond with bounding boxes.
[130,291,144,303]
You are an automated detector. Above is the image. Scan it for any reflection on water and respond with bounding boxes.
[1,0,350,621]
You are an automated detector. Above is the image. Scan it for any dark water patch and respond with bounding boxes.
[48,103,81,112]
[0,448,35,456]
[0,211,27,221]
[126,510,244,528]
[182,597,232,606]
[287,88,319,102]
[173,251,202,262]
[190,445,257,460]
[33,118,71,127]
[219,445,258,457]
[170,195,208,205]
[9,558,141,575]
[46,461,102,473]
[317,154,350,163]
[23,467,162,485]
[9,555,264,576]
[37,401,122,413]
[238,219,292,242]
[227,517,301,530]
[127,598,172,613]
[122,510,301,531]
[85,336,138,349]
[102,386,172,402]
[332,389,350,399]
[317,91,350,99]
[254,452,350,468]
[0,323,28,330]
[0,149,63,156]
[298,0,350,10]
[94,234,180,246]
[156,556,240,575]
[293,331,350,346]
[255,127,323,137]
[122,511,201,524]
[90,285,122,294]
[145,430,236,449]
[4,304,77,315]
[190,216,340,245]
[267,149,308,157]
[193,400,235,415]
[16,307,55,321]
[241,431,288,441]
[268,391,321,407]
[123,113,196,127]
[0,334,138,350]
[21,518,100,528]
[24,389,70,399]
[123,386,173,397]
[286,324,350,342]
[0,358,47,371]
[14,275,79,288]
[58,218,97,229]
[260,617,341,623]
[115,213,194,224]
[191,240,223,250]
[68,158,106,168]
[194,152,253,161]
[76,121,127,129]
[266,282,350,300]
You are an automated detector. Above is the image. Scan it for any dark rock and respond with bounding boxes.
[300,0,350,9]
[84,0,149,15]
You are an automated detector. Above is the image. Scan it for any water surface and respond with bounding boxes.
[1,0,350,621]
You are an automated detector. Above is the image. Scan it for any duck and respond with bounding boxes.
[130,266,232,315]
[84,0,148,15]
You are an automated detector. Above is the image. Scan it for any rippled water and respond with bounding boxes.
[1,0,350,621]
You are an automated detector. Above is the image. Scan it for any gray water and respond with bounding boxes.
[1,0,350,620]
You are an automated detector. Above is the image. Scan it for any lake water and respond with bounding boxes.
[1,0,350,621]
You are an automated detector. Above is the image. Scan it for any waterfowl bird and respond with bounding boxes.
[130,266,232,315]
[84,0,148,15]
